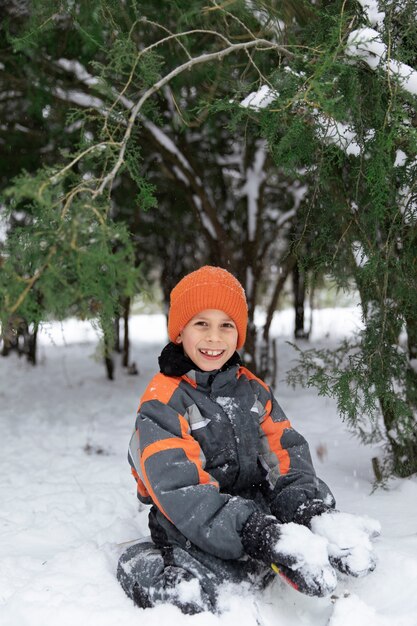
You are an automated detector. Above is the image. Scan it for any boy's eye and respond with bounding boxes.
[222,323,235,328]
[194,321,207,326]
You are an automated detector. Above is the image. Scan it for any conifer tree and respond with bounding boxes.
[1,0,416,477]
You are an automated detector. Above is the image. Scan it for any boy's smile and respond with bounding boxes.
[177,309,239,371]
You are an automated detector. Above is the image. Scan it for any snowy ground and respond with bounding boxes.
[1,308,416,626]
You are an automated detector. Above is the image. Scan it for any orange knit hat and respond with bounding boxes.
[168,266,248,349]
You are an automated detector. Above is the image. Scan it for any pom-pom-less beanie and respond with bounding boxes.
[168,266,248,349]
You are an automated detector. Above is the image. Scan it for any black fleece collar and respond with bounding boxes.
[158,342,241,377]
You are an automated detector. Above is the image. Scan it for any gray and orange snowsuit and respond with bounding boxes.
[117,343,335,613]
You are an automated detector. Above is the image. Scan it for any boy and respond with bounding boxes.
[117,266,379,614]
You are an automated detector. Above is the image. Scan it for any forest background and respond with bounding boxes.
[1,0,417,485]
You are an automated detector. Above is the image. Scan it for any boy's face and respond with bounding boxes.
[177,309,239,371]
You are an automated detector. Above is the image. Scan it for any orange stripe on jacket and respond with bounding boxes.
[260,400,291,475]
[140,413,219,522]
[182,374,198,389]
[238,366,270,392]
[139,445,173,523]
[178,413,218,487]
[131,467,150,498]
[142,437,218,489]
[138,373,181,411]
[238,367,291,474]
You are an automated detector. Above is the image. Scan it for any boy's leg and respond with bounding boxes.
[117,540,214,615]
[117,539,273,614]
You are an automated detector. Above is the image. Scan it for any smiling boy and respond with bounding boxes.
[177,309,238,370]
[117,266,379,614]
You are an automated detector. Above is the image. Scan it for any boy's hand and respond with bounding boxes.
[241,512,337,597]
[310,511,381,577]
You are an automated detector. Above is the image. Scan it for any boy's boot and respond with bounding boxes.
[117,541,213,614]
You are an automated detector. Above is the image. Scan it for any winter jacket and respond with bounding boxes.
[128,343,335,561]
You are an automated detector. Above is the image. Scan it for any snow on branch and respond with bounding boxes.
[240,85,278,110]
[239,23,417,159]
[53,56,224,240]
[346,28,417,96]
[356,0,385,28]
[314,114,375,157]
[240,141,267,241]
[95,37,288,197]
[239,85,371,156]
[52,85,104,109]
[56,59,99,87]
[193,194,218,240]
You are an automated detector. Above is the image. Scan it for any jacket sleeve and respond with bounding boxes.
[128,377,257,560]
[257,384,336,523]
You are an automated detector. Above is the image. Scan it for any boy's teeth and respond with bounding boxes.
[200,349,224,356]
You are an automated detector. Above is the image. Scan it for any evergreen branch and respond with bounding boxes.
[94,37,290,196]
[140,18,193,60]
[210,0,258,41]
[136,25,232,55]
[45,141,121,189]
[204,0,239,13]
[59,186,102,220]
[9,245,57,315]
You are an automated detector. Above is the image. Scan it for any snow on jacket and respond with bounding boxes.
[128,343,335,561]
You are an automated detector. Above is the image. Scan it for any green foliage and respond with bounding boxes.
[0,166,138,339]
[1,0,417,475]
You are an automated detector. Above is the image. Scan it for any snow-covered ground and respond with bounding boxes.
[1,308,416,626]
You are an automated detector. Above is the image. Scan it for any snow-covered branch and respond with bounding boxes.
[356,0,385,28]
[94,37,289,196]
[53,57,225,243]
[240,85,278,110]
[239,1,417,161]
[346,27,417,96]
[240,141,267,241]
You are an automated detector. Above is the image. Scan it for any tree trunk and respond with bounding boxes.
[242,319,257,373]
[122,297,130,368]
[26,322,38,365]
[406,314,417,360]
[293,264,309,339]
[1,315,29,358]
[258,254,297,384]
[114,315,121,353]
[379,395,417,477]
[354,266,417,478]
[103,329,115,381]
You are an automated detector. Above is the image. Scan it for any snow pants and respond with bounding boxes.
[117,538,273,614]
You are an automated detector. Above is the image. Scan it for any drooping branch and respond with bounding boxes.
[92,37,290,197]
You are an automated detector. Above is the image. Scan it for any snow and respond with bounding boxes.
[357,0,385,28]
[311,512,381,577]
[143,118,194,175]
[394,150,407,167]
[1,308,417,626]
[273,522,338,596]
[240,85,278,110]
[0,207,8,243]
[240,141,267,241]
[352,241,369,268]
[193,194,218,241]
[239,89,373,157]
[53,85,104,109]
[314,115,364,157]
[56,59,99,87]
[346,28,417,96]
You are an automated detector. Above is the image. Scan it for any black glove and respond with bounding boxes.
[241,511,337,597]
